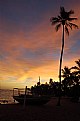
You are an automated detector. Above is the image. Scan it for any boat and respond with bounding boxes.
[13,87,51,105]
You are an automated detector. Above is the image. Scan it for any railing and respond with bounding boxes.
[13,87,32,97]
[13,88,25,96]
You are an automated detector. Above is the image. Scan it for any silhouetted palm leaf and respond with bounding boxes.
[65,26,69,35]
[71,59,80,71]
[68,17,77,21]
[75,59,80,68]
[55,24,61,31]
[50,17,60,25]
[68,10,74,15]
[69,22,78,29]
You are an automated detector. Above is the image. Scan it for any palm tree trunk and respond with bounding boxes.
[57,24,64,106]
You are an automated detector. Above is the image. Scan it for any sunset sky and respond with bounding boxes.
[0,0,80,89]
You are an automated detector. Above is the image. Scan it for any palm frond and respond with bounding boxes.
[69,22,78,29]
[55,23,61,31]
[66,22,72,30]
[60,7,67,19]
[58,15,62,19]
[65,26,69,35]
[60,6,65,15]
[50,17,60,25]
[68,10,74,15]
[71,66,79,70]
[75,59,80,68]
[68,17,77,21]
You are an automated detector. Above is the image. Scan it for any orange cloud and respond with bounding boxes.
[0,3,80,89]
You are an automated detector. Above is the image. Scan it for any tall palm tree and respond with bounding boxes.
[50,7,78,106]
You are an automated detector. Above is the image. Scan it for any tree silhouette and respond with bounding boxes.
[71,59,80,101]
[62,66,74,96]
[71,59,80,77]
[50,7,78,106]
[62,66,71,95]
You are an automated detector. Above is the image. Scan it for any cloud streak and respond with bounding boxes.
[0,0,80,89]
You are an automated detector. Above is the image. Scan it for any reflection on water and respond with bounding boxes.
[0,89,14,104]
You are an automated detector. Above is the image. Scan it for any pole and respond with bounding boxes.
[23,86,27,108]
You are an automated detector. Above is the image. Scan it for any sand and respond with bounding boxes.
[0,97,80,121]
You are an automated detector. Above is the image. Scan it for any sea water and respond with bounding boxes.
[0,89,14,104]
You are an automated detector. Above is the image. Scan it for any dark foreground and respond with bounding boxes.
[0,97,80,121]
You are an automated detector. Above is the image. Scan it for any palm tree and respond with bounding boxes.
[62,66,73,96]
[70,59,80,84]
[50,7,78,106]
[70,59,80,101]
[71,59,80,74]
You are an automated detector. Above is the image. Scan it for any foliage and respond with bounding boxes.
[31,59,80,102]
[62,59,80,101]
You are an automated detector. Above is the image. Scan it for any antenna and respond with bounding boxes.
[39,76,40,83]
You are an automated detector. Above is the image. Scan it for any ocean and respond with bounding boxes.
[0,89,14,104]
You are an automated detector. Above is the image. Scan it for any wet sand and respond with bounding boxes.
[0,97,80,121]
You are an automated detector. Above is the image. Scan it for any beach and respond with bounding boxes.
[0,97,80,121]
